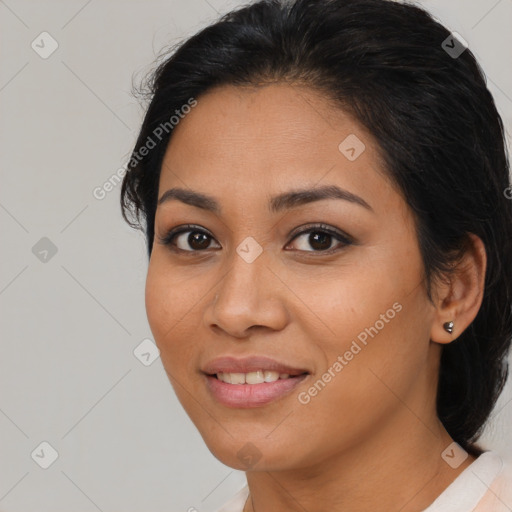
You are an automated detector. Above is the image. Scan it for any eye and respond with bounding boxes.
[157,224,220,253]
[285,223,353,254]
[157,223,353,255]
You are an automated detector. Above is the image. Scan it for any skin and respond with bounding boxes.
[145,82,487,511]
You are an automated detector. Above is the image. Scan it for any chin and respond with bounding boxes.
[200,430,302,472]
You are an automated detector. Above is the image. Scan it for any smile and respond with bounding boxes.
[205,372,309,408]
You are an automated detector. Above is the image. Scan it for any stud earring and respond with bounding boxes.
[443,321,454,334]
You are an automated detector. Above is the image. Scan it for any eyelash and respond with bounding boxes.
[157,223,353,256]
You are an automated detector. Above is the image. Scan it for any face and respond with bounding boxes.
[145,83,439,471]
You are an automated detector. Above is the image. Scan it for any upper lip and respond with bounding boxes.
[202,356,310,376]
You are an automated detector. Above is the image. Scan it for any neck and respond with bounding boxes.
[243,413,475,512]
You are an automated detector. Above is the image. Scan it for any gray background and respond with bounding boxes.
[1,0,511,511]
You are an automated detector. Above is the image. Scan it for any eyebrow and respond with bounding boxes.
[157,184,373,214]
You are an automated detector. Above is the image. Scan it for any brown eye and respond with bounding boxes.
[286,224,353,253]
[180,231,212,251]
[158,225,220,252]
[158,223,352,255]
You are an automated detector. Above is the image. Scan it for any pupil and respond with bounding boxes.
[190,232,210,250]
[310,232,331,250]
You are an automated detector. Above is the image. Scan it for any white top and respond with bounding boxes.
[215,451,512,512]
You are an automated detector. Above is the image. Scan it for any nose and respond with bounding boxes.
[203,252,289,339]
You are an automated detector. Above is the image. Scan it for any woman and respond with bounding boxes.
[120,0,512,510]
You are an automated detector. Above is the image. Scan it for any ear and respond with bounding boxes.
[430,233,487,344]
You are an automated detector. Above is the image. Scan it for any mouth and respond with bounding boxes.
[202,355,310,376]
[206,370,309,384]
[201,355,311,408]
[204,371,310,408]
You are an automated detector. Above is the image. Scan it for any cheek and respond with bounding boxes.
[304,247,430,396]
[144,263,168,338]
[144,259,203,373]
[144,261,186,360]
[145,255,192,335]
[291,289,429,454]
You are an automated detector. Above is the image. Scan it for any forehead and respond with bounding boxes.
[158,82,397,215]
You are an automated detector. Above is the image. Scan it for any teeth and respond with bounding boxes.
[246,370,264,384]
[264,370,280,382]
[229,373,244,384]
[216,370,295,384]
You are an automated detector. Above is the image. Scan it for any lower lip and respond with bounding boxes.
[205,374,309,408]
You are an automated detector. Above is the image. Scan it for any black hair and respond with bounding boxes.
[120,0,512,456]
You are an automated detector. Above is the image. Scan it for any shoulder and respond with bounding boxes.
[473,451,512,511]
[214,484,249,512]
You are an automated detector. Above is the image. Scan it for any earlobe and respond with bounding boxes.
[431,318,456,344]
[430,233,487,345]
[443,321,454,334]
